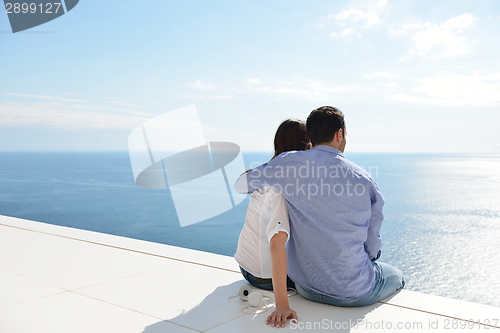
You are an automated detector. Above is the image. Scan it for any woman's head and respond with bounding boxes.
[273,119,311,159]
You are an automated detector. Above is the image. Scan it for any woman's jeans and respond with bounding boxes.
[296,262,405,307]
[239,266,296,291]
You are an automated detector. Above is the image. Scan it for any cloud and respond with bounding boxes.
[390,72,500,107]
[4,93,85,103]
[363,71,398,79]
[188,80,216,89]
[328,0,388,38]
[240,78,366,101]
[246,78,262,84]
[210,95,234,100]
[0,101,149,129]
[329,0,387,26]
[108,100,142,107]
[377,82,398,88]
[0,93,151,129]
[391,14,475,59]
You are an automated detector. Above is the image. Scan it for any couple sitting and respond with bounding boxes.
[233,106,405,328]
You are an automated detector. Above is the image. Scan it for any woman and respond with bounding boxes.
[234,118,310,328]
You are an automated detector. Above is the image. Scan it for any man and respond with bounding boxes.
[234,106,404,326]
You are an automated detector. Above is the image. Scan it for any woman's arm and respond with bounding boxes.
[266,231,297,328]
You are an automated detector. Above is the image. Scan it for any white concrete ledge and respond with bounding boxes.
[1,215,499,332]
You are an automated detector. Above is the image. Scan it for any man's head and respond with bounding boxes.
[306,106,346,152]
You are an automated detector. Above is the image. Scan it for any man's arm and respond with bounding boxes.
[364,180,384,261]
[234,160,283,194]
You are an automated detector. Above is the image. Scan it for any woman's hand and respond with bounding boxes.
[266,306,298,328]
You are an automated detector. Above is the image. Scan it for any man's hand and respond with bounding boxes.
[266,306,298,328]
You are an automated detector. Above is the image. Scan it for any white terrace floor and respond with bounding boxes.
[1,215,500,333]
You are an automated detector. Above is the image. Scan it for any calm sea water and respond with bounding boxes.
[0,152,499,307]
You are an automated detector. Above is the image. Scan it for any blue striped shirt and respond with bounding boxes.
[234,145,383,299]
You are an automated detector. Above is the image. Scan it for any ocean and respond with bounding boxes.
[0,151,499,307]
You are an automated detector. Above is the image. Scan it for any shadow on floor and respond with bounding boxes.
[140,279,383,332]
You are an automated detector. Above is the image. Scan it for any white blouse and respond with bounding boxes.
[234,186,290,279]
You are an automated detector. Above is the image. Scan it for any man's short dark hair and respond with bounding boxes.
[306,106,345,146]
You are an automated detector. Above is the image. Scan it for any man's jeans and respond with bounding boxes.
[296,262,405,307]
[239,266,296,291]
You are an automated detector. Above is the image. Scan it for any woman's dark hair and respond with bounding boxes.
[272,119,311,159]
[306,106,345,146]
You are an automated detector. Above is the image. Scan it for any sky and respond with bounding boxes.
[1,0,499,153]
